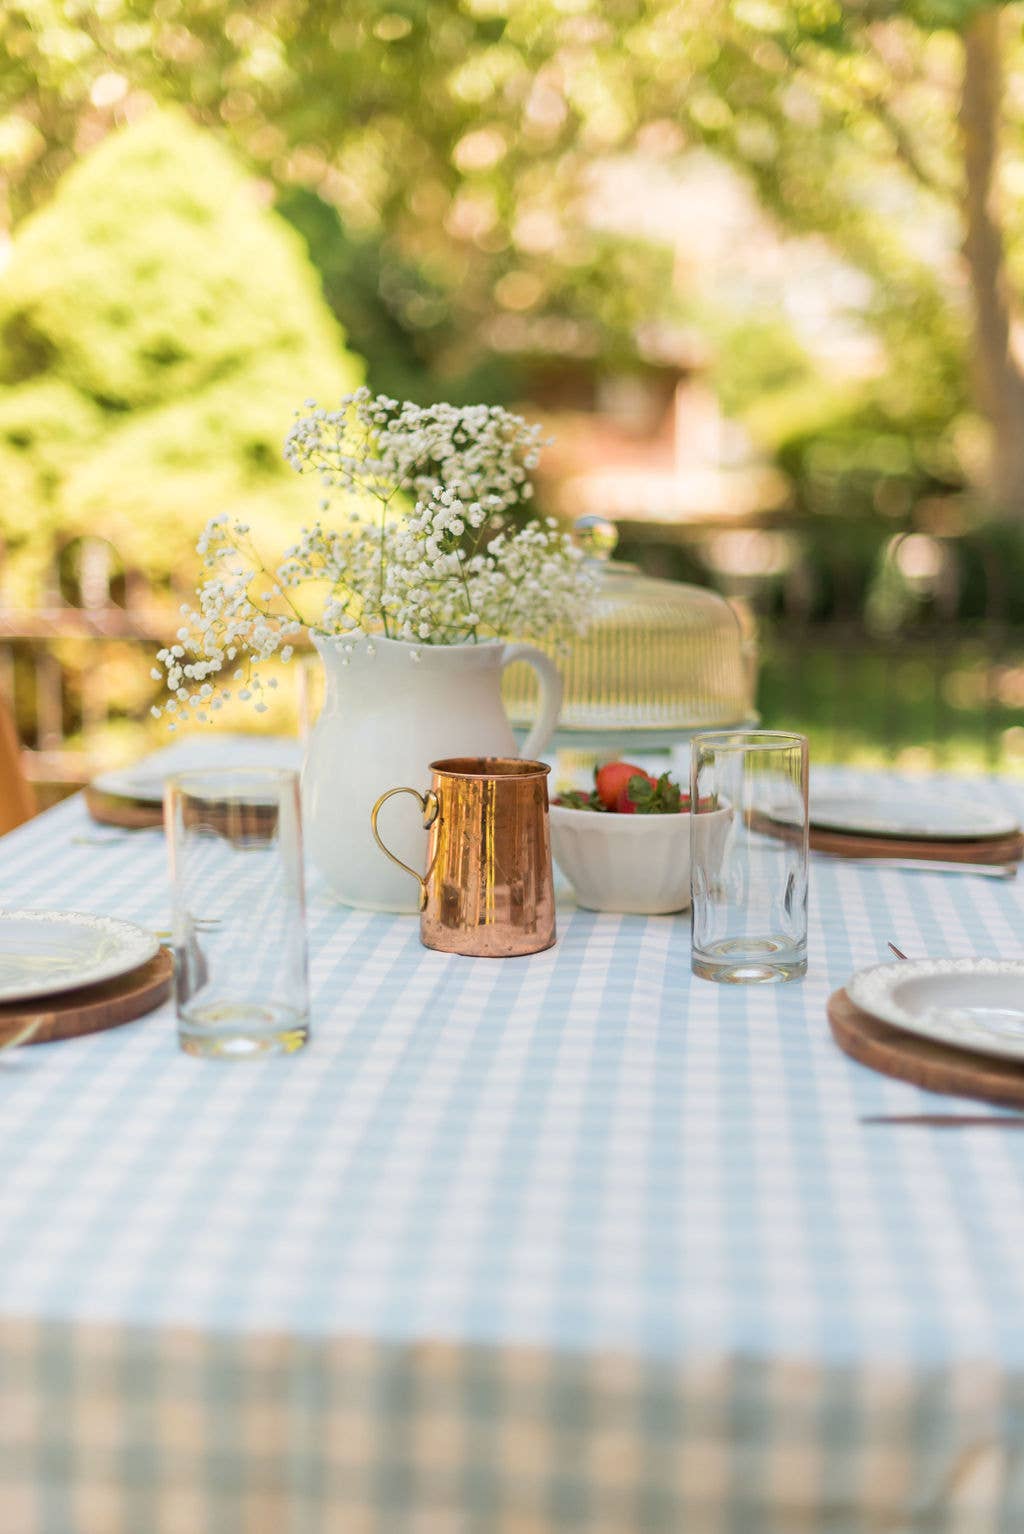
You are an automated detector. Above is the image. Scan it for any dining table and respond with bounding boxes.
[2,739,1024,1533]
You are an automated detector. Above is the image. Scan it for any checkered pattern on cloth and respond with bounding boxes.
[2,747,1024,1532]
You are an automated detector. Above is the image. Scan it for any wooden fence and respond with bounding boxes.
[0,536,175,793]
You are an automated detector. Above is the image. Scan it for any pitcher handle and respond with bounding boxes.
[370,787,439,912]
[502,644,563,760]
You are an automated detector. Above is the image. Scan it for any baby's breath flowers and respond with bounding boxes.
[153,391,596,725]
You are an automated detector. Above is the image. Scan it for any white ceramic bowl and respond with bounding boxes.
[549,803,731,915]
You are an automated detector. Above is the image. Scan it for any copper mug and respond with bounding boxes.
[371,757,556,957]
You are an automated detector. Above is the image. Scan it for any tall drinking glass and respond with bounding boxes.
[165,768,310,1057]
[690,731,808,984]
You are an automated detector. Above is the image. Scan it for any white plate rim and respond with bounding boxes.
[810,791,1018,841]
[90,769,168,803]
[848,957,1024,1063]
[91,737,303,805]
[0,910,160,1003]
[91,765,295,806]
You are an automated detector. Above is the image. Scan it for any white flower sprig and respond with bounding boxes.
[153,391,595,725]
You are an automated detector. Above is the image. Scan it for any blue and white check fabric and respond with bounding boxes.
[2,749,1024,1532]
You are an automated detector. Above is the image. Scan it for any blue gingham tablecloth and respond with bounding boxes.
[2,753,1024,1533]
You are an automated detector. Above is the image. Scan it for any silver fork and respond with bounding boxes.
[72,832,162,847]
[151,918,221,938]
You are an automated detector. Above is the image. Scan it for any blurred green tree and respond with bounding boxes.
[1,1,1023,508]
[0,108,361,593]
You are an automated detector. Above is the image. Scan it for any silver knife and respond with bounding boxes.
[814,855,1017,879]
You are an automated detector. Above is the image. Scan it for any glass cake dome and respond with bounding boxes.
[504,517,756,751]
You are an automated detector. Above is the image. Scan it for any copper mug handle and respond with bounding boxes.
[370,787,440,911]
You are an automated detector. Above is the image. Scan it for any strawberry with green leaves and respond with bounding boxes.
[620,771,684,814]
[554,761,708,814]
[595,761,655,811]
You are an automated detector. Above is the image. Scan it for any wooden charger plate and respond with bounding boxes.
[828,986,1024,1109]
[749,808,1023,865]
[0,949,173,1047]
[85,784,283,839]
[810,825,1024,865]
[84,784,164,830]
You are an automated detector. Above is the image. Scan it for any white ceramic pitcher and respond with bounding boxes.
[302,633,563,911]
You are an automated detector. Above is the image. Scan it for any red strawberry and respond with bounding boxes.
[595,761,655,811]
[615,787,639,814]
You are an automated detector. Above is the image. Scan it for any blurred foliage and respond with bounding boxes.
[619,510,1024,634]
[0,0,685,380]
[709,315,813,419]
[757,633,1024,775]
[277,187,526,405]
[0,108,361,594]
[1,0,1018,419]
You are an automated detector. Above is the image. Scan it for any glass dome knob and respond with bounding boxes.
[573,514,619,562]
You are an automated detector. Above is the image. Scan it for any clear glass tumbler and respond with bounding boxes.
[690,731,808,984]
[165,768,310,1057]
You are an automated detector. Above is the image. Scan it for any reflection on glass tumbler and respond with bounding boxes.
[165,768,310,1058]
[690,731,808,984]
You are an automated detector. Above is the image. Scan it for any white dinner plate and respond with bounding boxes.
[0,911,160,1004]
[848,957,1024,1064]
[91,735,301,805]
[809,790,1018,842]
[89,768,169,803]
